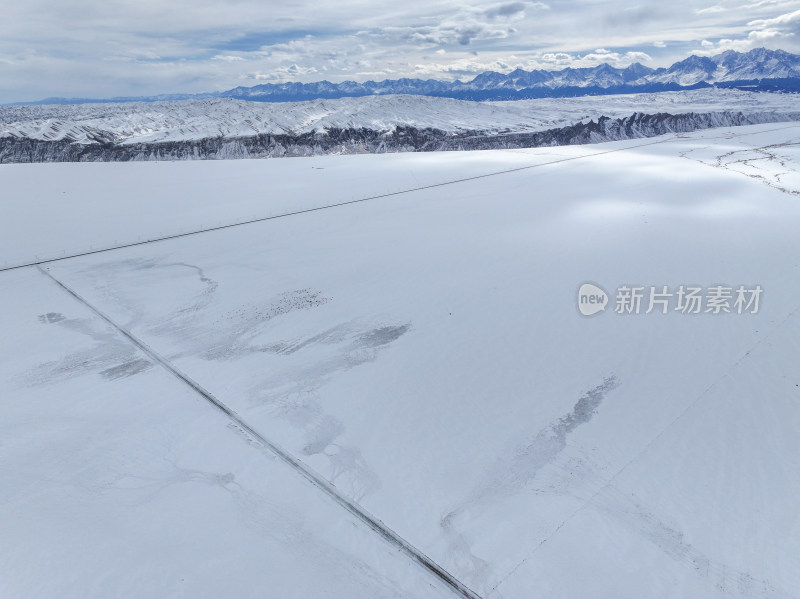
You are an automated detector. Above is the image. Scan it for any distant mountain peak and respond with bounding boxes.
[11,47,800,107]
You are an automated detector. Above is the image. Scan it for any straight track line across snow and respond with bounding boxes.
[1,136,683,273]
[36,264,482,599]
[6,123,800,274]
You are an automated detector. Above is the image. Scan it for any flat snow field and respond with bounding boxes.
[2,123,800,599]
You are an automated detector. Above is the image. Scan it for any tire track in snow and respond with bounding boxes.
[8,123,800,274]
[490,298,800,597]
[36,264,482,599]
[1,135,684,273]
[4,124,800,274]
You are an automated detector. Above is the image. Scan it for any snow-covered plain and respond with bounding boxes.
[0,268,457,599]
[0,146,604,268]
[2,88,800,144]
[2,123,800,598]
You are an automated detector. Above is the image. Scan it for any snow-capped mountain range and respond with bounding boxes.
[18,48,800,106]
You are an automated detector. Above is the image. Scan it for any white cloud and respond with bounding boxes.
[251,63,319,81]
[581,50,653,65]
[748,8,800,28]
[540,52,574,65]
[0,0,798,102]
[483,1,548,20]
[695,6,725,15]
[695,7,800,56]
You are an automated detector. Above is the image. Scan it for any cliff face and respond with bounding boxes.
[1,111,798,163]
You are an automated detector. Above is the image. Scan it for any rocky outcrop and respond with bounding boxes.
[1,111,798,163]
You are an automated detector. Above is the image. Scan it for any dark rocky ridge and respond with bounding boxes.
[2,111,798,163]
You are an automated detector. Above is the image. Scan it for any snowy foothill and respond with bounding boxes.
[2,88,800,144]
[2,122,800,598]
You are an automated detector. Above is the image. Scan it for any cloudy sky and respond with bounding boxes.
[1,0,799,103]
